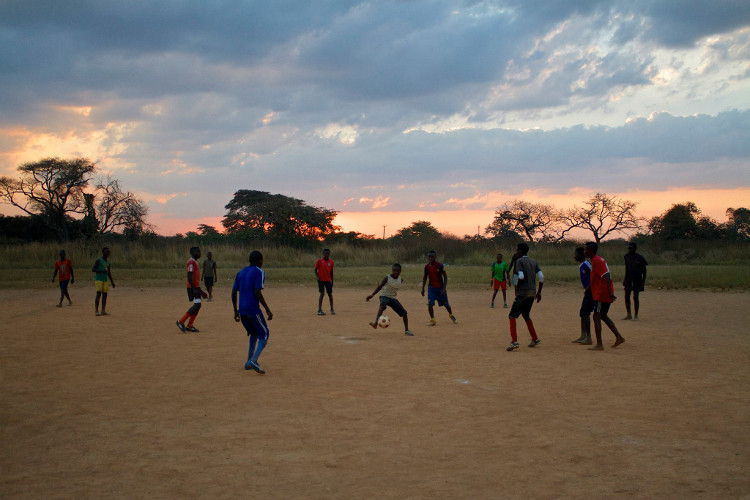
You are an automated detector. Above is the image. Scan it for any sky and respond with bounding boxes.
[1,0,749,237]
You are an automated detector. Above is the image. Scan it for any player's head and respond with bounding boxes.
[190,246,201,259]
[574,246,585,262]
[496,253,502,262]
[391,263,402,278]
[427,250,436,263]
[323,249,330,259]
[584,241,598,258]
[627,242,637,254]
[59,249,66,258]
[102,247,110,258]
[249,250,263,267]
[516,242,529,257]
[207,251,213,259]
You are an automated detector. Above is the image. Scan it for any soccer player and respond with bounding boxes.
[490,252,510,308]
[232,250,273,374]
[92,247,115,316]
[623,242,648,320]
[421,250,457,326]
[202,251,218,301]
[366,263,414,336]
[572,247,593,344]
[176,247,208,333]
[506,242,543,351]
[314,248,335,315]
[51,249,74,307]
[584,241,626,350]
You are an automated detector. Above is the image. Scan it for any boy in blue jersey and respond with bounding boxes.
[572,247,593,344]
[232,250,273,374]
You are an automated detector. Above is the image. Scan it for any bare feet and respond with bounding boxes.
[580,339,593,345]
[369,322,377,329]
[612,337,626,348]
[588,345,604,351]
[622,315,632,320]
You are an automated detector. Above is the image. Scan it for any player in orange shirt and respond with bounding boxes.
[584,241,625,350]
[51,249,74,307]
[315,249,335,315]
[176,247,208,333]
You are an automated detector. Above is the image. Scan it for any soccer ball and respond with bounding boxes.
[378,315,390,328]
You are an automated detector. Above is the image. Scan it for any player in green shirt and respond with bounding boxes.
[490,253,510,308]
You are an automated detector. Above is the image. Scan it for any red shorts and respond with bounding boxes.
[493,279,507,291]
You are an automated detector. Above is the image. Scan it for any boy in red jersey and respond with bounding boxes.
[584,242,625,350]
[421,250,457,326]
[51,249,74,307]
[176,247,208,333]
[315,249,335,315]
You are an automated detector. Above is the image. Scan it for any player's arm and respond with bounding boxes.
[232,288,240,322]
[603,272,616,301]
[52,265,58,282]
[108,265,116,288]
[92,260,100,273]
[254,288,272,320]
[535,267,544,302]
[421,268,427,295]
[367,276,388,301]
[441,269,448,294]
[641,258,647,284]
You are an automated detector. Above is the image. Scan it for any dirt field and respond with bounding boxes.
[1,283,748,499]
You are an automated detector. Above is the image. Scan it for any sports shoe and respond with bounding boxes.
[450,315,458,324]
[317,310,326,316]
[504,303,508,308]
[622,315,632,320]
[185,326,199,332]
[428,319,436,326]
[528,339,541,347]
[176,320,186,332]
[404,330,414,336]
[506,342,519,351]
[246,359,265,374]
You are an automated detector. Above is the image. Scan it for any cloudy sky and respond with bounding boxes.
[2,0,749,237]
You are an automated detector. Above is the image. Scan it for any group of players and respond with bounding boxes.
[50,240,648,374]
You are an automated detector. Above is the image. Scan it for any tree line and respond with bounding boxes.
[1,157,748,246]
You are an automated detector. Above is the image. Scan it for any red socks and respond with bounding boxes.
[509,317,538,341]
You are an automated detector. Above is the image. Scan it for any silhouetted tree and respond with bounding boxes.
[560,193,641,243]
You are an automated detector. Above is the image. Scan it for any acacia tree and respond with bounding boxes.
[94,176,152,235]
[0,157,95,241]
[649,202,720,239]
[393,220,442,239]
[222,190,338,244]
[560,193,641,243]
[485,200,563,242]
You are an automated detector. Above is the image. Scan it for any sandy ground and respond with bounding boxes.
[1,282,749,499]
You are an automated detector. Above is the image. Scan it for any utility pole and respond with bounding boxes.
[382,225,387,239]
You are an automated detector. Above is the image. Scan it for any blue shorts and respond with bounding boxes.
[240,313,269,340]
[580,290,594,317]
[59,280,69,290]
[204,277,214,288]
[427,287,449,307]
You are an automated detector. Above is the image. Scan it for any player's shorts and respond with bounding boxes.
[95,280,109,293]
[59,279,69,290]
[204,277,214,288]
[623,280,644,292]
[187,287,203,303]
[593,301,612,315]
[580,289,594,317]
[379,296,407,317]
[509,295,535,319]
[427,287,449,307]
[493,278,507,291]
[318,280,333,294]
[240,313,269,340]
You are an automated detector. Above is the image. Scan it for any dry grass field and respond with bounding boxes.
[1,282,748,499]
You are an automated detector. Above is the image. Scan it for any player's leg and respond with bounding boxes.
[317,280,325,314]
[632,289,640,320]
[501,282,507,307]
[371,300,387,329]
[442,296,457,323]
[186,300,202,331]
[491,279,499,307]
[63,281,72,305]
[244,313,268,373]
[521,298,539,346]
[506,297,524,350]
[589,303,604,350]
[101,292,108,314]
[600,303,625,346]
[327,282,334,314]
[623,285,633,319]
[57,281,65,307]
[390,299,412,335]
